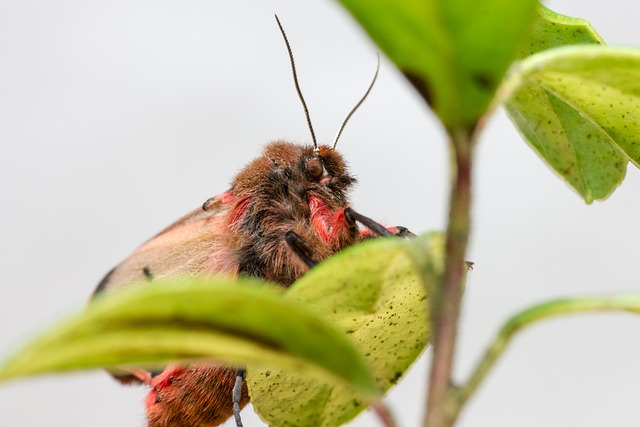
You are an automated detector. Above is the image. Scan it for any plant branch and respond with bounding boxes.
[453,295,640,407]
[424,128,475,427]
[372,400,398,427]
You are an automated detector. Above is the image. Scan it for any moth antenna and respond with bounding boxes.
[274,14,318,154]
[332,52,380,150]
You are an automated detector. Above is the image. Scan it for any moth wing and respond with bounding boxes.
[92,193,237,297]
[91,193,240,384]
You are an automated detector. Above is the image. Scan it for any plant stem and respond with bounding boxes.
[372,400,398,427]
[424,128,474,427]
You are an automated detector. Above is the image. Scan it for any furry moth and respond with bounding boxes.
[91,15,412,427]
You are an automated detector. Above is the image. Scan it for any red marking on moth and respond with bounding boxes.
[360,224,398,237]
[329,209,352,246]
[308,195,351,246]
[124,364,185,425]
[308,195,332,243]
[359,229,375,238]
[219,191,235,205]
[229,195,250,226]
[142,364,248,427]
[145,365,184,424]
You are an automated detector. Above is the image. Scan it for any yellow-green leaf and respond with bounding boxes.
[518,4,604,58]
[0,278,377,396]
[508,45,640,202]
[247,234,443,427]
[504,5,627,203]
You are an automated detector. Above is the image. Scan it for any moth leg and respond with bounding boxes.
[345,208,415,238]
[344,207,393,236]
[233,368,246,427]
[128,368,153,385]
[391,226,415,238]
[284,231,317,268]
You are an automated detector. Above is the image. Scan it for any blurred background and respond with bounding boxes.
[1,1,639,426]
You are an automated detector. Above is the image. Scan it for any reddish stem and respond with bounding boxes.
[424,129,473,427]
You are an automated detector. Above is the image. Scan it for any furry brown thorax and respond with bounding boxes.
[228,141,359,285]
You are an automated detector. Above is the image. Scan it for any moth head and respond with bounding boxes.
[229,17,378,205]
[303,144,356,205]
[232,141,355,207]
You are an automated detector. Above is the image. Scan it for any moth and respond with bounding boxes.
[91,16,412,427]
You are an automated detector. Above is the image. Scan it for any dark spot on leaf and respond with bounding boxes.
[143,267,153,281]
[403,70,433,106]
[472,73,494,91]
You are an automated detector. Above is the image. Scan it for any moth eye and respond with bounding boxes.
[306,158,324,180]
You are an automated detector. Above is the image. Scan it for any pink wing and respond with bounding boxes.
[92,192,237,296]
[90,192,241,385]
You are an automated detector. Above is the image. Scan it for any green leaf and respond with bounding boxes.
[0,278,377,396]
[337,0,538,130]
[518,4,604,58]
[247,234,443,427]
[458,294,640,404]
[507,45,640,202]
[505,5,622,203]
[506,294,640,327]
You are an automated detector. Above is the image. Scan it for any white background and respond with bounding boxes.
[1,1,639,426]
